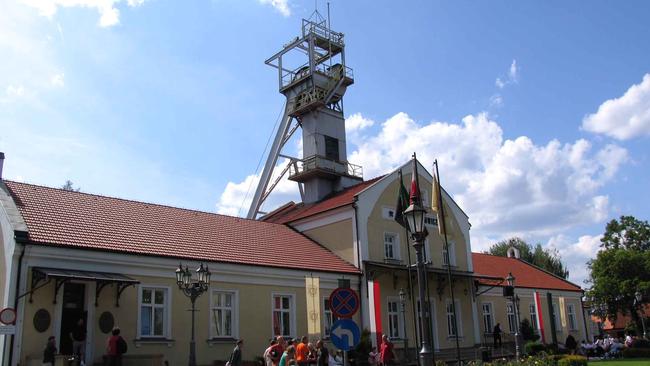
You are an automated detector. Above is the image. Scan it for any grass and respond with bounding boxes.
[588,359,650,366]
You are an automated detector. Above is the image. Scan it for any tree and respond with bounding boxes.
[486,237,570,279]
[601,215,650,251]
[61,180,80,192]
[587,215,650,330]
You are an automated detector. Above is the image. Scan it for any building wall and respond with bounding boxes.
[14,246,360,366]
[476,288,588,345]
[302,219,355,265]
[364,175,470,272]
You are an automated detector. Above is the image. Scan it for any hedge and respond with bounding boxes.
[557,356,587,366]
[622,347,650,358]
[524,341,547,355]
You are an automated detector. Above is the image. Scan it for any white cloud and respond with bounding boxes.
[346,113,374,131]
[215,159,300,217]
[20,0,148,27]
[258,0,291,17]
[51,73,65,87]
[489,94,503,108]
[582,73,650,140]
[6,85,26,98]
[495,59,519,89]
[547,234,603,285]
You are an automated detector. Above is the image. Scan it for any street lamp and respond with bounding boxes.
[399,288,410,362]
[635,291,647,339]
[403,201,433,366]
[176,263,212,366]
[506,272,521,360]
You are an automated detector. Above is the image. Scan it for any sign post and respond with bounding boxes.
[329,288,361,366]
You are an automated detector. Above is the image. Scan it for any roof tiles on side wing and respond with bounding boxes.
[4,181,359,275]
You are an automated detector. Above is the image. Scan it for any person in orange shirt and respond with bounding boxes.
[296,336,310,366]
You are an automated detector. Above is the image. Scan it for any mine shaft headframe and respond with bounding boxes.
[265,18,348,92]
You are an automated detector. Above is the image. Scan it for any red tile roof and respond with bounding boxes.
[472,253,582,292]
[5,181,359,274]
[262,176,384,224]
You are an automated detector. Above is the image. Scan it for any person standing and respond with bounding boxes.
[269,336,286,366]
[42,336,57,366]
[316,340,329,366]
[70,318,86,364]
[227,339,243,366]
[296,336,309,366]
[106,327,127,366]
[493,323,502,348]
[264,339,278,366]
[379,335,395,366]
[279,345,296,366]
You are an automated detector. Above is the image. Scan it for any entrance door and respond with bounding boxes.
[59,283,87,355]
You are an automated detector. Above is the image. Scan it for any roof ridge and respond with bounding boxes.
[4,180,279,226]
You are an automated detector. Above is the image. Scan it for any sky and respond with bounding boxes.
[2,0,650,286]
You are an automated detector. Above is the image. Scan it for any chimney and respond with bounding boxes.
[507,246,521,259]
[0,152,4,180]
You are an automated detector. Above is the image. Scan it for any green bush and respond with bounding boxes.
[524,341,547,356]
[622,347,650,358]
[520,319,541,342]
[556,355,587,366]
[631,338,650,348]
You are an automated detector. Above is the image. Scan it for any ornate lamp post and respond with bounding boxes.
[635,291,647,339]
[403,201,433,366]
[399,288,410,362]
[176,263,212,366]
[506,272,521,360]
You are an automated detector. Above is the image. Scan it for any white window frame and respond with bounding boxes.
[137,285,172,339]
[567,303,577,331]
[422,189,430,208]
[271,293,296,338]
[446,299,463,338]
[529,303,539,332]
[386,297,403,339]
[209,289,239,339]
[384,232,400,260]
[423,238,432,263]
[552,303,561,332]
[322,297,339,339]
[506,303,517,333]
[482,302,494,334]
[382,206,396,220]
[442,241,456,266]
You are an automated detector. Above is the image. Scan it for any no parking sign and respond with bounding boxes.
[329,287,359,318]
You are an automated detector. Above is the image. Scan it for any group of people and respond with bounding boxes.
[577,334,630,358]
[261,336,333,366]
[42,318,127,366]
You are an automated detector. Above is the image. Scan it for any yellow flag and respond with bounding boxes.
[432,173,446,236]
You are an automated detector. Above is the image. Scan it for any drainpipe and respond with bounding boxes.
[353,200,364,331]
[7,240,26,366]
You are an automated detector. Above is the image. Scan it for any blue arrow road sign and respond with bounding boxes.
[330,319,361,351]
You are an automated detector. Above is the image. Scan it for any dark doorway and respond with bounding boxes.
[59,283,87,355]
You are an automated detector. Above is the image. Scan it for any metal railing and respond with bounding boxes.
[289,155,363,179]
[281,62,354,88]
[301,19,344,45]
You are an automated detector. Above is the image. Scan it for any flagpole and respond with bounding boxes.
[435,159,462,366]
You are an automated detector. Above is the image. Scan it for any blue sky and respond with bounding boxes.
[2,0,650,285]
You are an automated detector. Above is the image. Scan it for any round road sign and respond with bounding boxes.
[0,308,16,325]
[329,288,359,318]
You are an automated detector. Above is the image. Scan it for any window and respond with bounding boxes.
[382,207,396,220]
[387,299,402,339]
[424,215,438,227]
[323,298,339,338]
[422,189,429,208]
[529,303,539,331]
[272,294,294,337]
[384,232,399,260]
[423,239,432,263]
[567,304,577,330]
[482,303,494,334]
[446,300,462,337]
[139,286,169,338]
[324,136,340,161]
[211,290,237,338]
[506,303,517,333]
[552,303,561,332]
[442,241,456,266]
